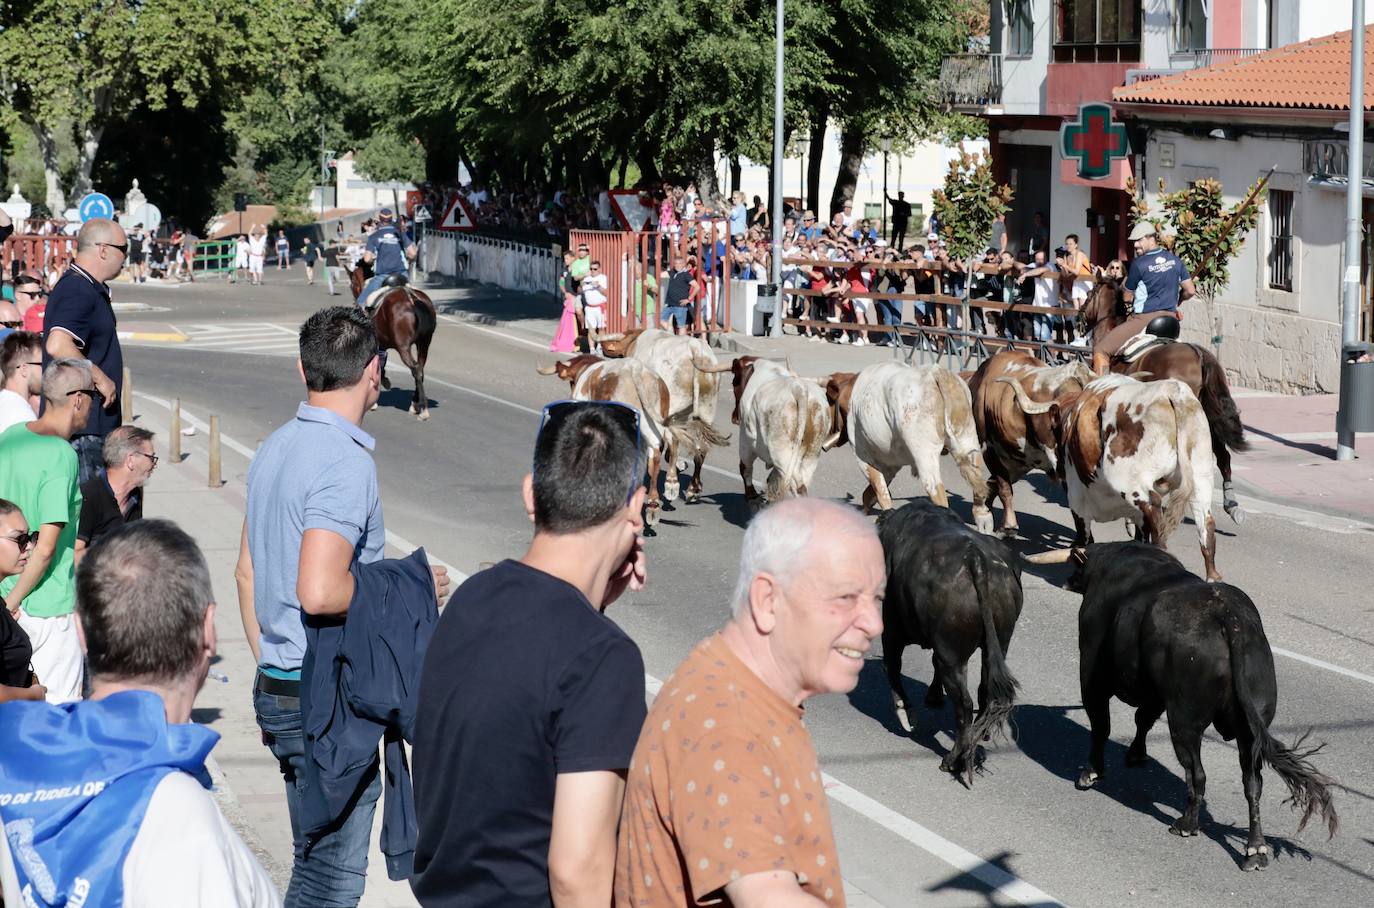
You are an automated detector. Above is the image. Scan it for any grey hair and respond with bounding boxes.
[729,498,878,619]
[103,424,156,468]
[77,519,213,685]
[41,357,92,406]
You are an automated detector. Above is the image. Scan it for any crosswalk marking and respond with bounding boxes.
[124,322,301,357]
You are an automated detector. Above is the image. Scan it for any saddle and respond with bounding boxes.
[1114,332,1173,365]
[364,274,409,313]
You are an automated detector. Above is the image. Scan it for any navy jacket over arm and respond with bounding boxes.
[299,547,436,880]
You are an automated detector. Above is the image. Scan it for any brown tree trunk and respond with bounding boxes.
[806,110,827,215]
[828,125,864,220]
[729,155,741,193]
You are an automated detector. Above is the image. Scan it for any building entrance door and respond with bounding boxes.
[1090,188,1127,266]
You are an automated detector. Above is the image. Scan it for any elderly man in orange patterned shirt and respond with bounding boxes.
[616,498,885,908]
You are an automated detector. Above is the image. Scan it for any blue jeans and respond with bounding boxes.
[358,274,400,308]
[71,435,105,486]
[254,682,381,907]
[875,299,902,344]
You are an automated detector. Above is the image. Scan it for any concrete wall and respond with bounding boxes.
[997,0,1053,116]
[1138,126,1349,392]
[333,157,416,212]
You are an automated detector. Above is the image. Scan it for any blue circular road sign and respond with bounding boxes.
[78,192,115,223]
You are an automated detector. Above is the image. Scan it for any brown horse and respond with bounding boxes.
[1080,281,1248,521]
[349,265,438,420]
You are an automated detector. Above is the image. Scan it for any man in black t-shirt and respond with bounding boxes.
[412,402,648,908]
[76,425,153,559]
[659,255,695,334]
[886,191,912,250]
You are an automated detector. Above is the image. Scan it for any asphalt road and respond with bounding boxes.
[116,275,1374,906]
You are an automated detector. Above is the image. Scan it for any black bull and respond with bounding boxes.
[1072,542,1337,870]
[878,500,1022,783]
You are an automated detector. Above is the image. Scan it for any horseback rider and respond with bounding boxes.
[1091,221,1196,375]
[357,207,417,312]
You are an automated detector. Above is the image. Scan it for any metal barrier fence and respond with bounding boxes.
[425,231,558,297]
[2,234,76,277]
[192,239,235,274]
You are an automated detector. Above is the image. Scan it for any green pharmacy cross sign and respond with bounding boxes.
[1060,103,1130,180]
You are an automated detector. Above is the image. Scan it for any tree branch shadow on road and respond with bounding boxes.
[924,849,1063,907]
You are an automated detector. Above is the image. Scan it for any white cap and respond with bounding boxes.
[1127,221,1157,241]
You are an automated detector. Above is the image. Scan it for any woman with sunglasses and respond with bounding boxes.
[0,499,44,703]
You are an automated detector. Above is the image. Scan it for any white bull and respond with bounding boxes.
[825,362,993,533]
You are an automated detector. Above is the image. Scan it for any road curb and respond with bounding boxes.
[118,330,187,342]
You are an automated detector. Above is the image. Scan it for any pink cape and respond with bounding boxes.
[549,294,578,353]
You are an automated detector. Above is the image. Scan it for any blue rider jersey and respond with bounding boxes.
[1125,248,1190,314]
[366,224,412,275]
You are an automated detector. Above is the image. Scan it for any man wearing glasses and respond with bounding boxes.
[13,274,47,334]
[42,218,128,484]
[0,357,98,703]
[0,331,42,434]
[75,424,156,559]
[412,401,648,908]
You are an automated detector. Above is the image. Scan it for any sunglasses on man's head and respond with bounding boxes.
[535,400,644,506]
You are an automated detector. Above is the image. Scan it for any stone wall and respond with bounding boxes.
[1180,295,1340,394]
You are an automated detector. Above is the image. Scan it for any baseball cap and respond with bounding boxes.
[379,207,395,219]
[926,232,938,241]
[1127,221,1157,241]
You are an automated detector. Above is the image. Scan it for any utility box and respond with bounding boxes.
[1338,342,1374,433]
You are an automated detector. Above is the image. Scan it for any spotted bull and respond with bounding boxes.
[966,351,1095,538]
[824,362,992,532]
[598,328,730,501]
[694,356,835,505]
[1015,374,1221,581]
[537,355,726,533]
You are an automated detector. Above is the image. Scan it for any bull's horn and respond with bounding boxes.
[994,377,1056,415]
[535,361,560,376]
[1021,548,1074,565]
[691,354,733,373]
[599,332,625,342]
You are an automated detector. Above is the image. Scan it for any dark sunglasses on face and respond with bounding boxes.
[67,388,100,402]
[0,321,19,329]
[15,287,45,298]
[99,242,129,256]
[535,400,644,506]
[1,530,38,550]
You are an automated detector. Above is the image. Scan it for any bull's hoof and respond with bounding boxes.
[973,509,994,535]
[1168,820,1199,838]
[417,410,430,422]
[1076,767,1101,789]
[1225,501,1246,525]
[684,488,701,503]
[664,480,681,502]
[999,525,1020,541]
[939,754,962,775]
[1125,744,1148,767]
[1241,846,1270,872]
[894,704,914,734]
[643,525,657,538]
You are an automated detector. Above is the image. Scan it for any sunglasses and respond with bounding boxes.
[67,388,100,402]
[536,400,644,506]
[99,242,129,256]
[1,321,19,329]
[133,450,159,468]
[1,530,38,551]
[15,288,45,298]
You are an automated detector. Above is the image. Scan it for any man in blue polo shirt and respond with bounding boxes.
[358,209,416,311]
[1092,221,1196,374]
[236,306,449,907]
[43,218,126,483]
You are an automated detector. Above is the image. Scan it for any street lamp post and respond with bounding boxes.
[879,137,892,242]
[1337,0,1365,461]
[769,0,785,337]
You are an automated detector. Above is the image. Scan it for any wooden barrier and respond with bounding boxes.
[121,367,132,423]
[208,415,222,488]
[169,399,182,462]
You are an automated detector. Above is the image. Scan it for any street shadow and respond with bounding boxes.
[433,293,562,330]
[191,707,222,724]
[376,388,440,413]
[846,658,983,780]
[1242,424,1336,459]
[697,491,754,530]
[925,850,1062,907]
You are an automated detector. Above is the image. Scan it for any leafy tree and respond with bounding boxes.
[931,145,1012,262]
[1128,176,1265,301]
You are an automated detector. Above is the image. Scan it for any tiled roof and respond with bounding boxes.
[1113,26,1374,110]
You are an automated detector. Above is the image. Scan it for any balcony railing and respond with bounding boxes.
[1173,47,1267,68]
[939,54,1003,110]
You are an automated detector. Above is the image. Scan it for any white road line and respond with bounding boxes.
[133,389,1374,695]
[436,314,552,351]
[132,391,1064,906]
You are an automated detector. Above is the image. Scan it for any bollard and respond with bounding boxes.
[170,399,182,462]
[208,416,222,488]
[121,367,132,423]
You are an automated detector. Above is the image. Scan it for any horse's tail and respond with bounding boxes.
[407,289,438,342]
[1191,344,1249,455]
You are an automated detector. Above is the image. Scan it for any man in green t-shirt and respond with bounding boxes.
[0,357,96,703]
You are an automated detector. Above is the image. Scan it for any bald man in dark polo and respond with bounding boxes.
[43,218,127,484]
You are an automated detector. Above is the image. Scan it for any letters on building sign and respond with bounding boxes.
[1303,140,1374,187]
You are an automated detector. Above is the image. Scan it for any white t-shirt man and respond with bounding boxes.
[0,772,280,907]
[581,272,609,329]
[0,389,36,435]
[1034,261,1059,308]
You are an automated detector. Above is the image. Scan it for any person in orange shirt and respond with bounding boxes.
[616,498,885,908]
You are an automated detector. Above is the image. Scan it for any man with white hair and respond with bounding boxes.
[616,498,885,908]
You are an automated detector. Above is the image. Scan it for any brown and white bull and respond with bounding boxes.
[597,328,729,500]
[967,351,1096,538]
[537,354,726,533]
[693,356,835,505]
[823,362,993,532]
[1012,373,1221,581]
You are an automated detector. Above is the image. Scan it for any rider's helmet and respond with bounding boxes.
[1145,314,1180,339]
[378,207,395,222]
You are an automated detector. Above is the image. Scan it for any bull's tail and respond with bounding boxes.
[767,384,813,501]
[664,416,731,462]
[933,368,991,524]
[1220,593,1338,838]
[949,548,1020,784]
[1158,383,1203,545]
[1193,344,1249,456]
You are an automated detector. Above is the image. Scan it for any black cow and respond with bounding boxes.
[1073,542,1338,871]
[878,500,1022,783]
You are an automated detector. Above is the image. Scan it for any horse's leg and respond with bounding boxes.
[414,313,433,421]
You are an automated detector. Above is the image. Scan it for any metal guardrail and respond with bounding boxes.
[782,318,1090,373]
[1179,47,1266,68]
[939,54,1003,108]
[192,239,235,274]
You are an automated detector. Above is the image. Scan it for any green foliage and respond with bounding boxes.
[1129,176,1265,301]
[930,145,1013,262]
[353,133,426,185]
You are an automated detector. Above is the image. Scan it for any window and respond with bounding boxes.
[1173,0,1207,51]
[1055,0,1142,61]
[1007,0,1034,56]
[1267,189,1294,292]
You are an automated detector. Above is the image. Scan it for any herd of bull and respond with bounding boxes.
[535,328,1339,872]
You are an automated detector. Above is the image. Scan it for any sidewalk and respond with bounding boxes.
[133,394,884,908]
[426,278,1374,527]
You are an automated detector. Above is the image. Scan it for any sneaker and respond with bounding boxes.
[854,336,867,347]
[837,335,850,345]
